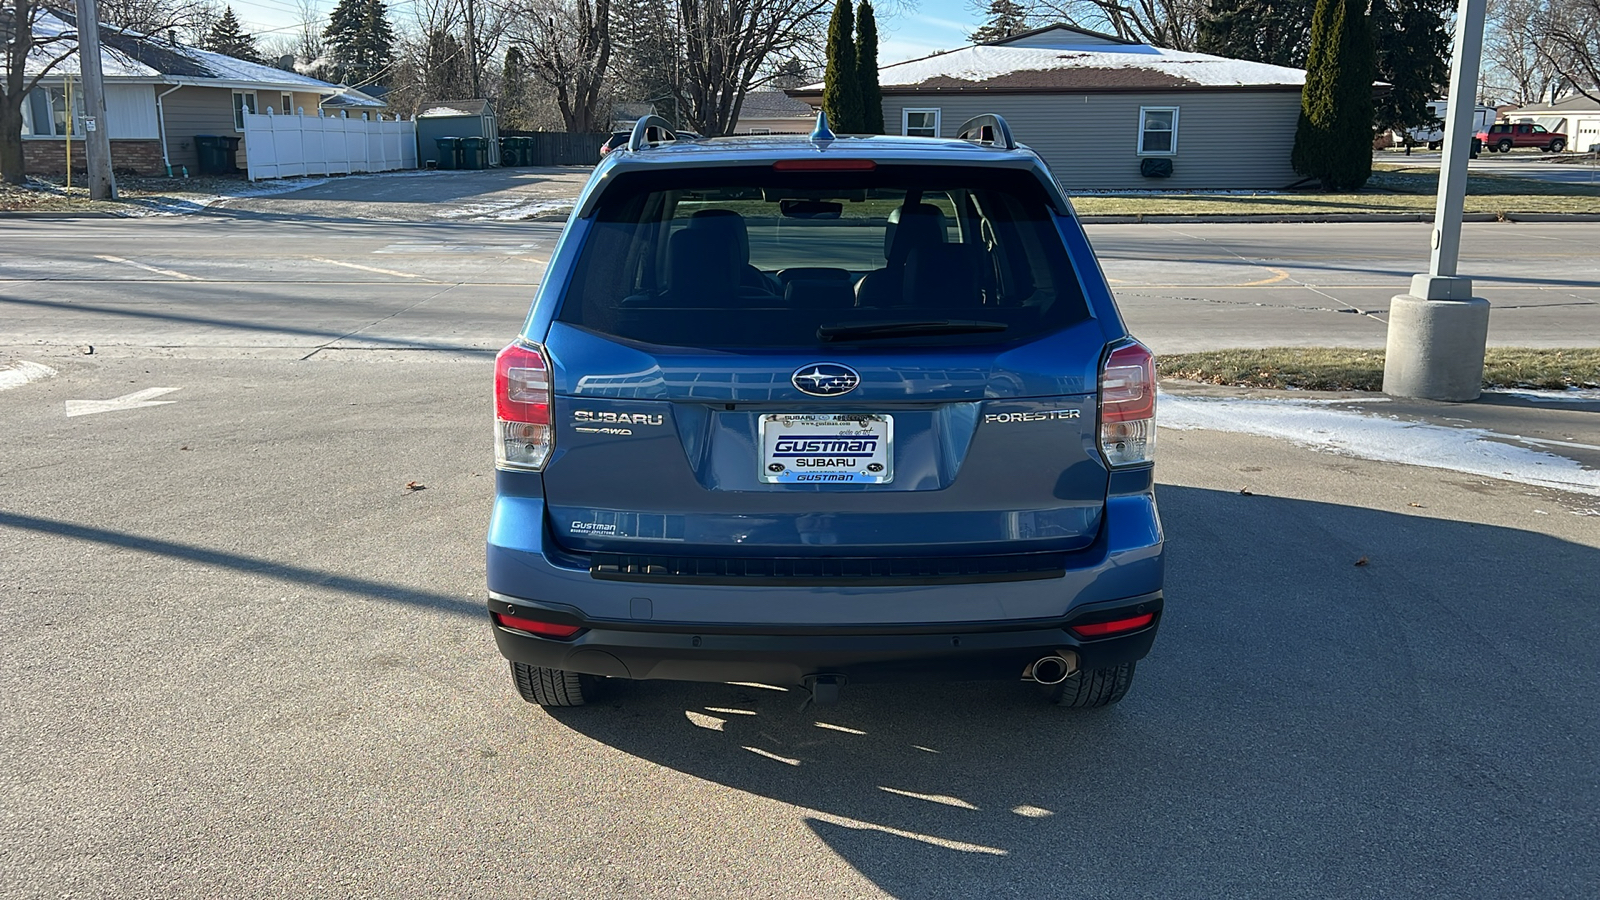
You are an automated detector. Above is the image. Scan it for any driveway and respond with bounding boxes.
[214,166,593,222]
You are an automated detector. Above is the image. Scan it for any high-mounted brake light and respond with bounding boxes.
[771,159,877,171]
[495,341,553,470]
[1099,341,1156,467]
[492,611,582,639]
[1070,613,1155,638]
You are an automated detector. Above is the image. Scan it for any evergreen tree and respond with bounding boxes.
[610,0,677,118]
[1198,0,1316,67]
[203,7,261,63]
[969,0,1030,44]
[855,1,883,134]
[323,0,395,87]
[501,45,531,129]
[822,0,862,133]
[1291,0,1376,190]
[1369,0,1449,138]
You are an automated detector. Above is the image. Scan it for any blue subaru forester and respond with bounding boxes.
[487,115,1162,708]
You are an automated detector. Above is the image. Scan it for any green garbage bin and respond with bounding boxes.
[516,136,535,166]
[194,135,225,174]
[218,135,241,173]
[499,137,519,167]
[461,136,486,170]
[434,136,461,170]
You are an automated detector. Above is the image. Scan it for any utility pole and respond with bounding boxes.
[1382,0,1489,400]
[72,0,117,199]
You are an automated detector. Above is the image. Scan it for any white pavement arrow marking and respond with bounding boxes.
[64,387,181,417]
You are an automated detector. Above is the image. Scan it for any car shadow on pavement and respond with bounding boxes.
[545,485,1600,898]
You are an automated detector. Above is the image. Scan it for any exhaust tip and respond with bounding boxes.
[1030,652,1078,685]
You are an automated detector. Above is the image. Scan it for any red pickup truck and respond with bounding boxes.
[1476,122,1568,153]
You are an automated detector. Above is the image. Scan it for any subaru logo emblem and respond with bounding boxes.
[792,363,859,397]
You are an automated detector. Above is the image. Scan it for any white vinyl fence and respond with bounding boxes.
[243,109,418,181]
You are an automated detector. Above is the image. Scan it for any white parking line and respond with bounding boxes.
[311,258,429,280]
[95,255,201,280]
[0,361,57,392]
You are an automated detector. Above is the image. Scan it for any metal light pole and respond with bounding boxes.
[73,0,117,200]
[1382,0,1490,400]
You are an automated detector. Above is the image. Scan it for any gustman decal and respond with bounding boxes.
[771,436,880,456]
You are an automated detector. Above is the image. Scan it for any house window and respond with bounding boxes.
[21,87,85,137]
[903,108,940,138]
[1138,107,1178,155]
[233,91,257,130]
[280,93,295,115]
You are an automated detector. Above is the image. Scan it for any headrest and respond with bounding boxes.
[667,227,739,302]
[688,209,751,263]
[884,203,948,263]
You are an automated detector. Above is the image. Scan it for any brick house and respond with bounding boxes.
[18,9,384,177]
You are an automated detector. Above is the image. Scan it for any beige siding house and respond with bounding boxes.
[790,24,1309,191]
[733,92,815,135]
[20,10,383,176]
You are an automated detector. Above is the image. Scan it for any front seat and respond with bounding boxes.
[687,209,781,295]
[855,203,949,308]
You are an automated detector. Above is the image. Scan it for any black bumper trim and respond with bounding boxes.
[588,551,1070,586]
[486,591,1162,685]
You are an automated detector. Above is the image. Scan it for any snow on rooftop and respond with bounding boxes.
[24,10,355,94]
[801,31,1306,92]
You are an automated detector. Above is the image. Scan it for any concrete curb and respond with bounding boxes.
[0,210,123,219]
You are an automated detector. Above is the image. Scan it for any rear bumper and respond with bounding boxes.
[488,591,1162,686]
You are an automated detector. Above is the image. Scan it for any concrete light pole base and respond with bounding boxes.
[1383,286,1491,401]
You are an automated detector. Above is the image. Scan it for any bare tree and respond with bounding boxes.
[1483,0,1565,103]
[511,0,613,132]
[98,0,216,37]
[1533,0,1600,102]
[675,0,832,135]
[2,0,78,184]
[1024,0,1207,50]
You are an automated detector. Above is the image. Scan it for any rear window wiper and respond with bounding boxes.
[818,320,1008,342]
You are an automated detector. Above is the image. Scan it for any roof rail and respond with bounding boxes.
[627,115,676,152]
[957,114,1017,150]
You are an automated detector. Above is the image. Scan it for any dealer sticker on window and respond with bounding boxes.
[758,414,893,484]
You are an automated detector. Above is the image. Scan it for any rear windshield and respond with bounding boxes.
[555,164,1089,349]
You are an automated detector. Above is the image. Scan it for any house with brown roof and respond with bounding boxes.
[789,23,1311,191]
[733,91,815,135]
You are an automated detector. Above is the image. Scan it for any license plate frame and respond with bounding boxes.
[758,413,894,484]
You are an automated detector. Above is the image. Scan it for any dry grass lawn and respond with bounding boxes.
[1159,347,1600,391]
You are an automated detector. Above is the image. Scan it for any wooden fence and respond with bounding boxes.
[244,110,418,181]
[500,131,608,166]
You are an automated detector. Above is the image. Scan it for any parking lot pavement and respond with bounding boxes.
[3,211,1599,897]
[1,349,1596,898]
[1091,221,1600,352]
[1378,149,1600,185]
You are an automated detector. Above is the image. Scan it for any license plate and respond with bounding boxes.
[758,414,893,484]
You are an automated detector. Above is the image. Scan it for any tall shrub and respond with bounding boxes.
[1291,0,1376,190]
[855,1,883,133]
[822,0,861,132]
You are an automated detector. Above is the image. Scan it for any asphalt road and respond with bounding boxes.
[2,215,1597,355]
[2,210,1598,898]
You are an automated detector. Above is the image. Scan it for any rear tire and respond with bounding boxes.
[1043,662,1136,708]
[1497,139,1514,153]
[511,662,600,707]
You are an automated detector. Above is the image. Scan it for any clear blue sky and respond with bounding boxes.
[223,0,984,67]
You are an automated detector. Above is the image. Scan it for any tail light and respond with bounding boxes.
[492,611,582,639]
[1099,341,1156,467]
[1070,613,1155,638]
[495,340,553,470]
